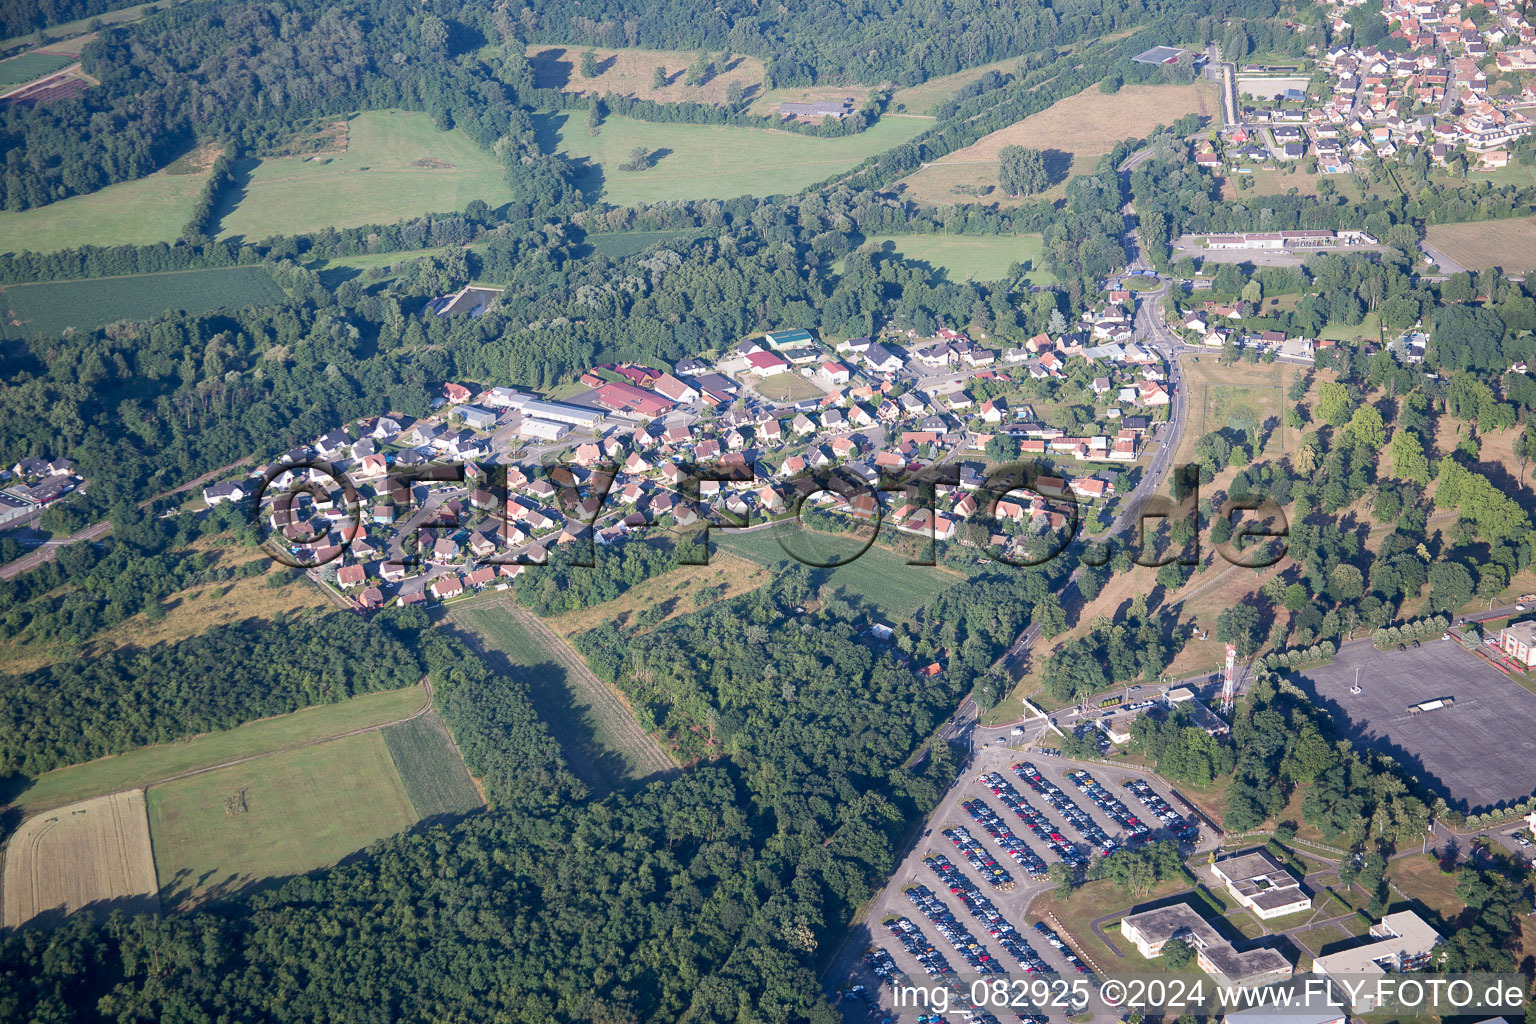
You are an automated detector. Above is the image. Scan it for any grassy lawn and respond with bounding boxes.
[550,112,930,205]
[218,110,508,242]
[714,525,965,621]
[381,710,483,820]
[0,51,73,88]
[1029,876,1195,974]
[585,228,700,259]
[148,730,417,908]
[890,57,1023,115]
[1385,853,1462,923]
[1318,311,1381,343]
[859,232,1052,283]
[752,372,827,402]
[1291,922,1350,961]
[446,597,676,790]
[3,685,427,817]
[0,265,287,340]
[0,147,216,255]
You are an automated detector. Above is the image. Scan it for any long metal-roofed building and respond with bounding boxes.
[1121,902,1293,989]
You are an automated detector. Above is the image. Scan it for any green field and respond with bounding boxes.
[447,599,676,791]
[548,112,931,205]
[585,228,700,259]
[217,110,509,242]
[147,730,418,907]
[0,51,73,88]
[381,711,483,821]
[714,525,964,620]
[861,232,1052,282]
[0,266,287,339]
[2,685,427,816]
[0,157,212,254]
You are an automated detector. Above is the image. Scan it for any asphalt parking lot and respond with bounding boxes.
[835,748,1214,1022]
[1296,640,1536,813]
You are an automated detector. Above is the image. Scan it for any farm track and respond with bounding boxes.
[450,596,678,788]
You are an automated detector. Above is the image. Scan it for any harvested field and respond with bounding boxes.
[148,731,417,908]
[543,553,770,636]
[381,711,483,821]
[897,83,1220,206]
[2,790,159,929]
[1425,215,1536,273]
[528,45,767,108]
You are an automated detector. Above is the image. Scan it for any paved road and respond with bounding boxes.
[0,456,253,580]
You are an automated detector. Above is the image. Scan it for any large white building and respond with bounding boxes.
[1211,850,1311,920]
[1121,902,1293,989]
[1310,911,1441,1011]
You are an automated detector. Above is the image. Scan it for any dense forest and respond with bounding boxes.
[0,611,421,776]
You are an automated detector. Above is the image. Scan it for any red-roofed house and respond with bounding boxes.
[745,350,790,376]
[336,564,366,588]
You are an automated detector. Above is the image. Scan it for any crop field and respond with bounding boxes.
[527,45,767,107]
[714,525,964,620]
[2,684,428,817]
[381,711,483,821]
[898,83,1219,205]
[0,150,216,255]
[217,110,508,242]
[2,790,159,929]
[447,598,677,791]
[147,731,417,908]
[0,51,74,88]
[550,113,931,205]
[0,266,286,339]
[1425,215,1536,273]
[860,232,1051,282]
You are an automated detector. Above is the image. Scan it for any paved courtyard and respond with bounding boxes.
[1296,639,1536,812]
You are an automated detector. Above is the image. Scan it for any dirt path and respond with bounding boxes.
[506,602,679,780]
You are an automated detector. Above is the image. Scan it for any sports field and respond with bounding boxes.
[217,110,509,241]
[0,150,214,254]
[1425,215,1536,273]
[381,711,483,821]
[148,731,417,908]
[448,598,676,791]
[715,525,964,620]
[0,51,74,88]
[0,266,286,339]
[551,112,931,205]
[527,44,767,107]
[898,83,1219,205]
[3,684,427,816]
[2,790,160,929]
[860,233,1051,282]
